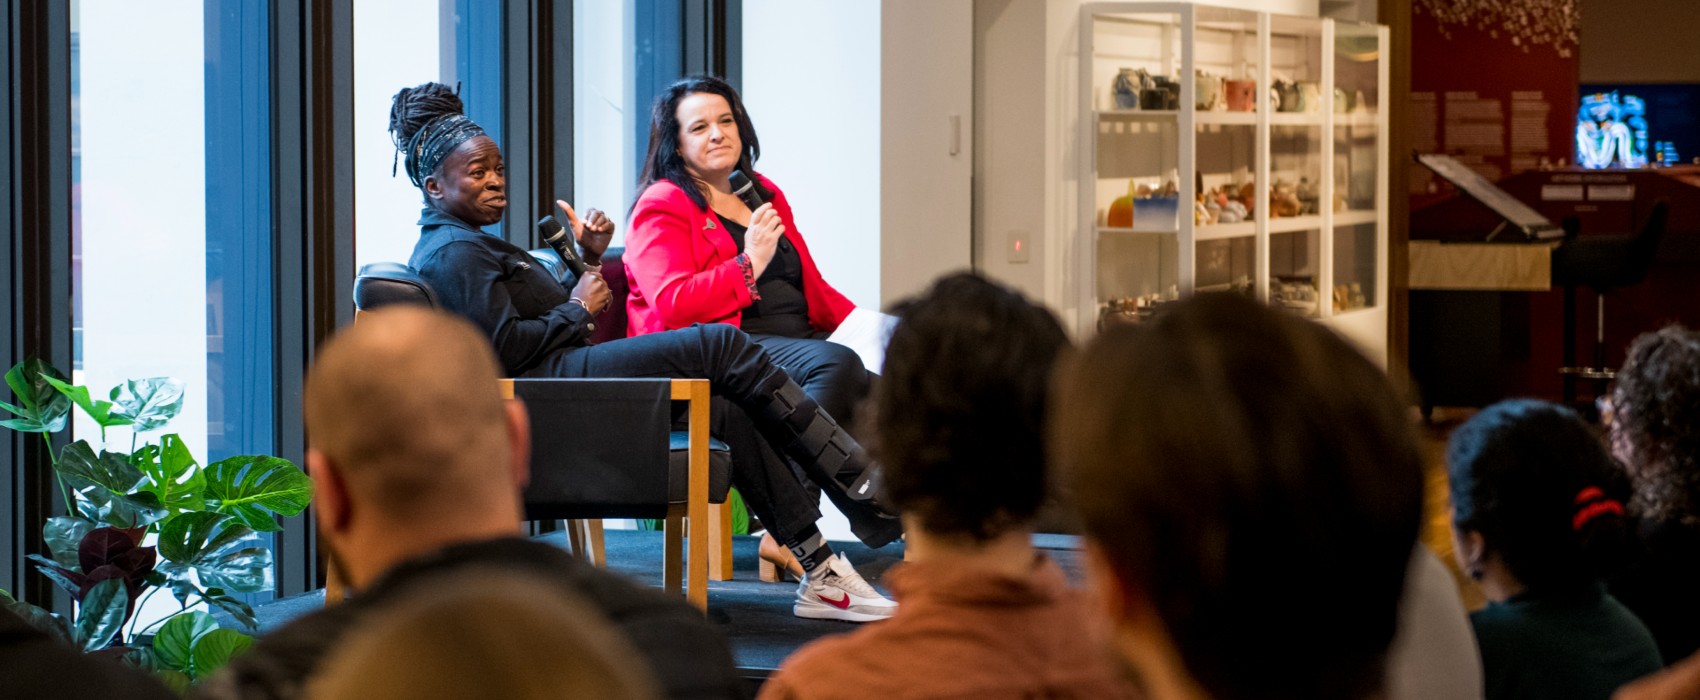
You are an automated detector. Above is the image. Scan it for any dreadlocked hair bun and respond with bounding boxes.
[388,83,466,154]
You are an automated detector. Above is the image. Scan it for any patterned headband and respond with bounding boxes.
[400,113,487,188]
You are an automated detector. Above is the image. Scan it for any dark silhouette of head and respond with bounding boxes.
[1053,292,1423,700]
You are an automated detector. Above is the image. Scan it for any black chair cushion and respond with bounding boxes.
[354,262,440,310]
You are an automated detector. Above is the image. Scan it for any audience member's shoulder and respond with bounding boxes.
[0,607,177,700]
[196,602,364,700]
[761,631,894,700]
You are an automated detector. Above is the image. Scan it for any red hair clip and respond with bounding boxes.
[1573,486,1624,531]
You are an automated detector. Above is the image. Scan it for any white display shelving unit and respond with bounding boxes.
[1078,3,1390,361]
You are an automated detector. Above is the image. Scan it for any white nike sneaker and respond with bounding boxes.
[793,554,898,622]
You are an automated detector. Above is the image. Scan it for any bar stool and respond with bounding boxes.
[1551,200,1668,404]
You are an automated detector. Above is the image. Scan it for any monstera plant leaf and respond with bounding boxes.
[74,578,130,651]
[42,375,133,430]
[0,358,72,433]
[203,586,259,632]
[152,610,217,673]
[109,377,185,433]
[188,628,254,679]
[44,515,96,569]
[57,441,167,528]
[157,512,272,593]
[204,455,311,532]
[135,435,206,515]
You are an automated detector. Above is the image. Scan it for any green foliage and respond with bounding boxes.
[0,358,71,432]
[74,578,129,651]
[153,610,253,681]
[0,360,307,688]
[205,455,313,532]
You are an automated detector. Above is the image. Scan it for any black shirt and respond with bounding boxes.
[198,537,747,700]
[1611,518,1700,664]
[718,214,813,338]
[409,208,596,376]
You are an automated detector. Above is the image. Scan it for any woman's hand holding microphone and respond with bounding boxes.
[744,203,786,279]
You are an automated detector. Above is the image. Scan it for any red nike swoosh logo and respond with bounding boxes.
[821,591,851,609]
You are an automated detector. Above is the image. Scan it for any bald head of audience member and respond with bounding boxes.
[1052,293,1424,700]
[304,307,530,589]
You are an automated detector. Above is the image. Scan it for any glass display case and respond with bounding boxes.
[1079,4,1388,352]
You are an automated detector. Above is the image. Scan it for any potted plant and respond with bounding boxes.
[0,358,312,690]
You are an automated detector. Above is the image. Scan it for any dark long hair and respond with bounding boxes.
[634,75,770,212]
[1448,399,1634,592]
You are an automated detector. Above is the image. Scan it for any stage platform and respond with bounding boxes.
[239,529,1086,688]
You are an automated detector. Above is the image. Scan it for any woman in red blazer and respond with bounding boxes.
[626,76,877,581]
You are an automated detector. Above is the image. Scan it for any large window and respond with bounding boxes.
[354,0,503,270]
[71,0,275,618]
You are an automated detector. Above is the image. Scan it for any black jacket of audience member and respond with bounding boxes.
[197,537,747,700]
[0,605,176,700]
[1612,518,1700,664]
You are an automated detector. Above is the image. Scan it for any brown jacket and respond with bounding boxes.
[759,554,1138,700]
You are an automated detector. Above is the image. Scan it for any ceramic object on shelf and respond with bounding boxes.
[1112,68,1146,110]
[1196,70,1225,110]
[1107,180,1135,228]
[1271,179,1302,218]
[1225,79,1257,112]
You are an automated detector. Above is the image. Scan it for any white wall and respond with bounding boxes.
[353,0,440,268]
[881,0,975,304]
[742,1,884,309]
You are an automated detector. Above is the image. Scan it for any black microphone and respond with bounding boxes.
[729,170,765,210]
[728,170,790,253]
[537,215,588,279]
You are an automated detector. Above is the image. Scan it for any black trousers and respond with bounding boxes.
[748,334,872,428]
[521,323,884,547]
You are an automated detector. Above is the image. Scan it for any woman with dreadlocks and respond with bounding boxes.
[388,82,898,622]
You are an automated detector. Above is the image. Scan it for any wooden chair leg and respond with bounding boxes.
[566,518,586,557]
[709,502,734,581]
[663,509,685,599]
[685,379,710,611]
[585,519,606,568]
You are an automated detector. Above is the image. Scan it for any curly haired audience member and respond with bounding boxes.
[759,273,1135,700]
[1052,292,1425,700]
[1607,325,1700,663]
[1449,399,1662,700]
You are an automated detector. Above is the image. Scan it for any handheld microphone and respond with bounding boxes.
[729,170,765,210]
[537,215,588,279]
[728,170,790,253]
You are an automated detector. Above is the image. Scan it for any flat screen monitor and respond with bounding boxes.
[1577,83,1700,169]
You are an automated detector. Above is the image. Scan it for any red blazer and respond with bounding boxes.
[624,174,855,337]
